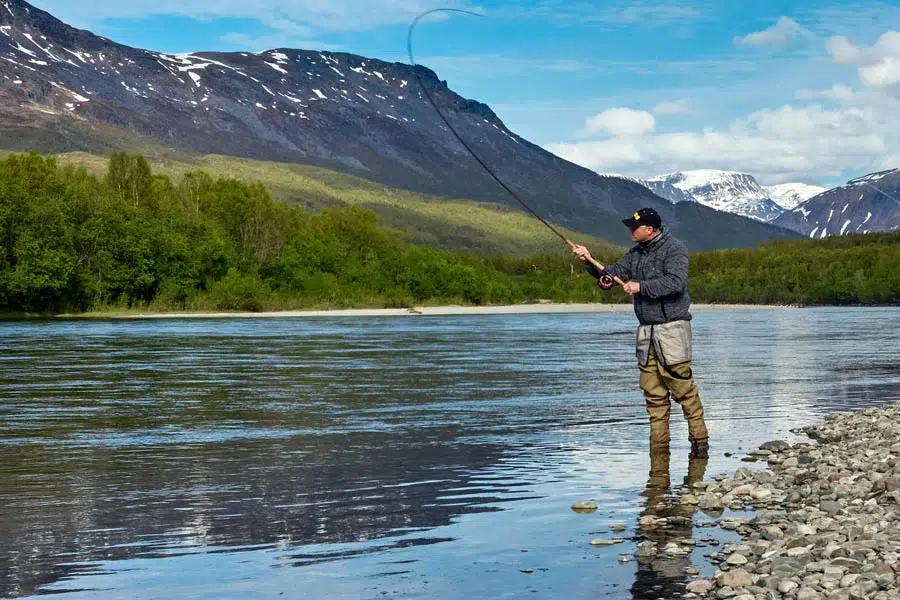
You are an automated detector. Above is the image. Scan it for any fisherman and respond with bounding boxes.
[571,208,710,458]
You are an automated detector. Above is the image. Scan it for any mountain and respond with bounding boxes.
[772,169,900,238]
[0,0,799,251]
[766,183,828,211]
[642,170,785,222]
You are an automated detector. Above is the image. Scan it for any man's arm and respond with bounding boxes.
[638,244,689,299]
[572,244,633,282]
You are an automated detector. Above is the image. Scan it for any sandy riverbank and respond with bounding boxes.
[68,303,797,319]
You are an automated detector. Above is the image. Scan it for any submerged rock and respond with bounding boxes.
[589,538,624,547]
[571,501,598,513]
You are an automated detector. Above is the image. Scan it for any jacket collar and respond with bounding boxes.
[639,226,669,250]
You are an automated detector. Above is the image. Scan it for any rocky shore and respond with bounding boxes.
[678,404,900,600]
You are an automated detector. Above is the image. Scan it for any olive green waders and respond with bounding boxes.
[636,320,709,449]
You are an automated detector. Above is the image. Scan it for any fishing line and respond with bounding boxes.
[406,8,573,246]
[859,180,900,207]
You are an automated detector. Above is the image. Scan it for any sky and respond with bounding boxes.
[28,0,900,187]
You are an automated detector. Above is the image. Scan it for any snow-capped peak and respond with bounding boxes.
[648,169,750,190]
[641,170,783,222]
[766,182,827,211]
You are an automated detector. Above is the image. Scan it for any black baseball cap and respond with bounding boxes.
[622,207,662,230]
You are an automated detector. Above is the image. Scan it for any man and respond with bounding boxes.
[571,207,710,458]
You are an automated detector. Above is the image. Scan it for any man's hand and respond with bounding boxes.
[622,281,641,295]
[571,244,592,263]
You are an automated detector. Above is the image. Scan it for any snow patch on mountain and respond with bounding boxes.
[766,182,828,210]
[772,168,900,236]
[641,170,785,222]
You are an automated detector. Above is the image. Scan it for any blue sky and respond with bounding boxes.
[29,0,900,186]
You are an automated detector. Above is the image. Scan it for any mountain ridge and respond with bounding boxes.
[772,169,900,237]
[641,170,785,222]
[0,0,799,250]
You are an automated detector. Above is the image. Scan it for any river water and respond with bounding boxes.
[1,307,898,599]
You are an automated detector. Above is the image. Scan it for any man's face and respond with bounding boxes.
[630,224,656,242]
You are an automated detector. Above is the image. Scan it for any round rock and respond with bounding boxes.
[571,501,598,513]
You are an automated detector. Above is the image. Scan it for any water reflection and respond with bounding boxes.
[630,451,708,599]
[0,427,530,597]
[0,308,898,599]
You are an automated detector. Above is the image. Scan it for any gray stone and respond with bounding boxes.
[685,579,714,594]
[571,501,598,513]
[715,586,736,599]
[778,579,799,594]
[796,587,822,600]
[820,500,843,515]
[760,440,791,452]
[699,493,724,510]
[823,565,846,580]
[717,568,753,589]
[590,538,624,547]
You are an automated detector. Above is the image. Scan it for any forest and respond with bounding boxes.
[0,152,896,314]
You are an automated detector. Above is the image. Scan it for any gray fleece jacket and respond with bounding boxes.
[586,227,692,325]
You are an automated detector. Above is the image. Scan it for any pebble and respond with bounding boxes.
[677,403,900,600]
[571,501,597,513]
[590,538,624,547]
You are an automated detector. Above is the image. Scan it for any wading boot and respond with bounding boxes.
[690,439,709,459]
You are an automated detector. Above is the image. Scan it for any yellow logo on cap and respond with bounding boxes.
[633,212,641,220]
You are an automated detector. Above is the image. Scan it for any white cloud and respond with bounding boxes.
[652,99,693,115]
[827,31,900,90]
[543,28,900,185]
[546,103,893,184]
[826,36,863,65]
[735,17,809,48]
[580,108,656,138]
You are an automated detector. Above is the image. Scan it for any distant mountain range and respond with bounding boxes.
[641,170,793,222]
[636,168,899,238]
[772,169,900,237]
[0,0,798,251]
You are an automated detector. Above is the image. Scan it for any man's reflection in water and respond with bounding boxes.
[630,449,708,600]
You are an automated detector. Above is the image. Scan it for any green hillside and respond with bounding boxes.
[51,152,624,258]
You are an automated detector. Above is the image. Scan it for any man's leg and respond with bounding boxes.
[659,360,709,445]
[639,347,671,449]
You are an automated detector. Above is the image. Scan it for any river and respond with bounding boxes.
[1,307,898,599]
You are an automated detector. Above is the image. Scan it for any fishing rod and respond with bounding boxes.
[406,8,624,288]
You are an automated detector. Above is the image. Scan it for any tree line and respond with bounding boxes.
[0,151,896,314]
